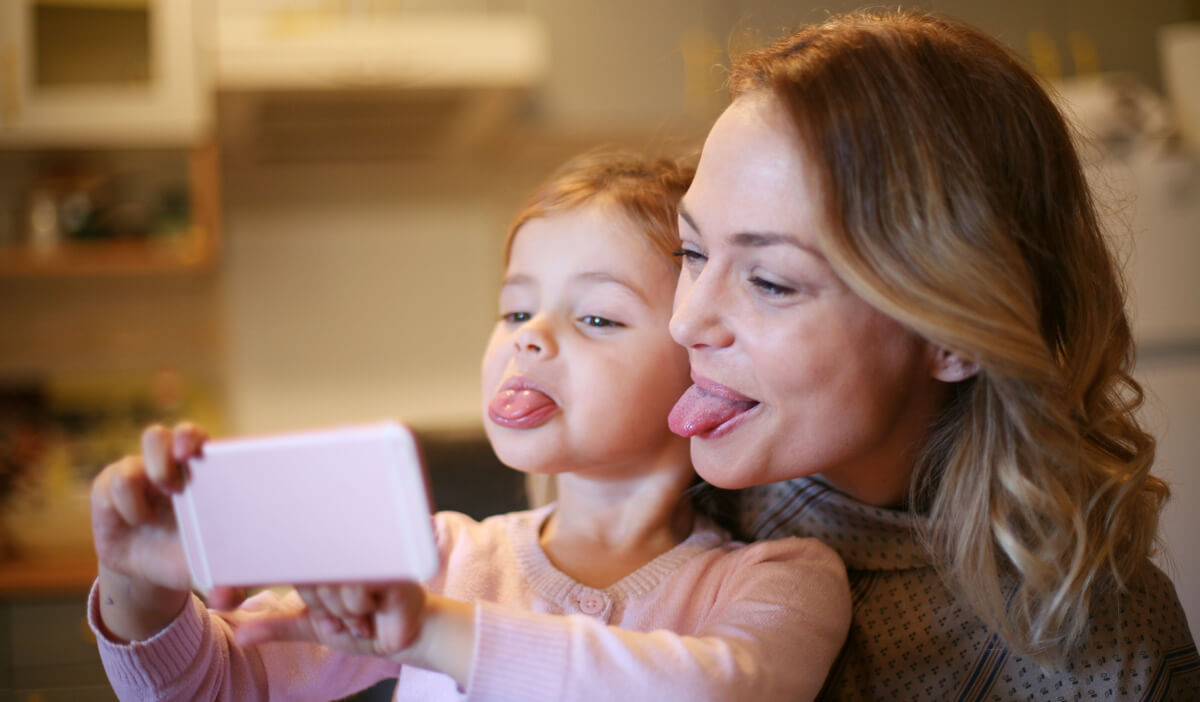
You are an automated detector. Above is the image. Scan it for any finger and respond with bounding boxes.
[295,586,326,615]
[172,422,209,465]
[90,461,118,517]
[209,587,247,611]
[375,583,426,653]
[141,425,182,493]
[108,457,155,525]
[234,611,319,648]
[344,614,374,640]
[339,584,377,617]
[315,584,350,619]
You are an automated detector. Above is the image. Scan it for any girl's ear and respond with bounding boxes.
[930,346,980,383]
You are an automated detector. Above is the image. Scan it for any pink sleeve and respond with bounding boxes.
[88,582,398,701]
[466,538,851,702]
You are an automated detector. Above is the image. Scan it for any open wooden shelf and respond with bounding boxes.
[0,139,221,279]
[0,234,213,277]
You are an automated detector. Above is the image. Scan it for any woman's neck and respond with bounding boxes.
[539,467,696,589]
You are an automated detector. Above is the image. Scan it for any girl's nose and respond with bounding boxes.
[670,270,734,350]
[514,318,558,358]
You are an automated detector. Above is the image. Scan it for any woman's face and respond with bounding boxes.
[669,94,949,505]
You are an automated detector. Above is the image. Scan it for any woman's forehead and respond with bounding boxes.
[684,96,824,248]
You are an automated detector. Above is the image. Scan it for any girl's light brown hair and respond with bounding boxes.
[504,150,695,265]
[728,9,1166,665]
[511,150,695,508]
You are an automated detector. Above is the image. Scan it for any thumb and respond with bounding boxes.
[234,610,319,648]
[208,587,248,611]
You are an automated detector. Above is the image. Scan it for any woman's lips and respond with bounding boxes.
[668,373,760,439]
[487,376,560,429]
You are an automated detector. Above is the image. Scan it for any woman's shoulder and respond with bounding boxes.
[1094,561,1197,651]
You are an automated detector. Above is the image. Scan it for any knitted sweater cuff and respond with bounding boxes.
[466,600,569,702]
[88,580,207,690]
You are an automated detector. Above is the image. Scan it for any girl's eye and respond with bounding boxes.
[749,276,797,297]
[579,315,623,328]
[501,311,532,323]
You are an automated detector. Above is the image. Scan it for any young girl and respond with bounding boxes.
[88,152,851,701]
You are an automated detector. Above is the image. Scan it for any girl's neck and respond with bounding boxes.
[538,467,696,589]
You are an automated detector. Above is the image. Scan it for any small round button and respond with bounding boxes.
[579,594,605,615]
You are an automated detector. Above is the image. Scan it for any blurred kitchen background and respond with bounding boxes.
[0,1,1197,699]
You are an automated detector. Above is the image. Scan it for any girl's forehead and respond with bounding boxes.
[509,205,656,264]
[503,209,678,303]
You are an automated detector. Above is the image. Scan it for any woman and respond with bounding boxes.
[669,9,1198,701]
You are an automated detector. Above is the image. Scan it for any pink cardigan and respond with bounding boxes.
[90,506,850,701]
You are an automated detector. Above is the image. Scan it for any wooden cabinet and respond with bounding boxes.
[0,0,210,148]
[0,557,115,702]
[0,0,218,277]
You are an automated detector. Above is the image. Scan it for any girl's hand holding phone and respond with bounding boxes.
[235,582,477,687]
[90,423,243,642]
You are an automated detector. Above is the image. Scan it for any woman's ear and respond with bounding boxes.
[930,346,980,383]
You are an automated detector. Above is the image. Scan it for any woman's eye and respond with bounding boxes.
[672,248,707,265]
[749,276,797,297]
[579,315,623,328]
[501,311,532,323]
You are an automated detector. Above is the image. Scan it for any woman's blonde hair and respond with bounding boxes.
[728,10,1167,665]
[507,150,695,507]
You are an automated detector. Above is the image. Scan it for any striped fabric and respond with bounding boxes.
[719,477,1200,701]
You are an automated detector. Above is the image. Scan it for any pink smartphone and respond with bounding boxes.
[172,421,439,590]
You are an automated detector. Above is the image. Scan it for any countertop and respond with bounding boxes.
[0,550,97,597]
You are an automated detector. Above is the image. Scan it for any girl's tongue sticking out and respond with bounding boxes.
[488,382,559,429]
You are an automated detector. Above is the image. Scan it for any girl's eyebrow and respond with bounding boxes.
[678,203,826,262]
[574,271,650,303]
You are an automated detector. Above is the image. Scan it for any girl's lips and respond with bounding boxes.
[487,376,560,429]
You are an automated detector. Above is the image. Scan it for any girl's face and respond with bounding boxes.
[482,202,692,480]
[669,94,949,504]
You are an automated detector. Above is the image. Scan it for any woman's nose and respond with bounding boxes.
[670,269,734,350]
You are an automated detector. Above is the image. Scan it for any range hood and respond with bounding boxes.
[216,11,549,91]
[214,11,549,161]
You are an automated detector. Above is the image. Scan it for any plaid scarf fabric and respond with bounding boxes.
[721,477,1200,701]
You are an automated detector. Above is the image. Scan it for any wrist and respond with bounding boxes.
[397,594,477,689]
[96,565,190,643]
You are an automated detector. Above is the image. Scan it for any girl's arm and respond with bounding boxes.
[464,537,851,702]
[245,535,851,702]
[89,584,398,702]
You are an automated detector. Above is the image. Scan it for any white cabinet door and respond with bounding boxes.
[0,0,209,147]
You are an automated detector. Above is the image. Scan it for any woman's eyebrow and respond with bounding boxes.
[500,274,534,287]
[679,206,701,235]
[678,203,826,261]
